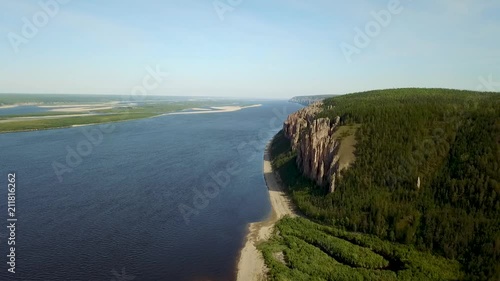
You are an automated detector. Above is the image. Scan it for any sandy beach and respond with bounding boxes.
[0,113,101,123]
[0,105,19,109]
[236,142,297,281]
[168,104,262,115]
[39,102,118,112]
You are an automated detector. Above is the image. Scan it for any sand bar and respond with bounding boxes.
[0,114,101,123]
[168,104,262,115]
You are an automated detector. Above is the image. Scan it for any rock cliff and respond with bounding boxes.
[283,102,342,193]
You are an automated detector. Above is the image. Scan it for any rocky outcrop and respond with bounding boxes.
[289,95,336,106]
[283,102,342,193]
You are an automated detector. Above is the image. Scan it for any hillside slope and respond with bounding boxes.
[274,88,500,280]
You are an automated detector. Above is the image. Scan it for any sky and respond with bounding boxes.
[0,0,499,98]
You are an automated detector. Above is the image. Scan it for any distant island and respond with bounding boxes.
[245,88,499,280]
[0,94,258,133]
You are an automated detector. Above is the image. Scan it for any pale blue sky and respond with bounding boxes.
[1,0,499,98]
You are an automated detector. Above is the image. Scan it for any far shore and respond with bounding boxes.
[0,103,264,134]
[167,104,262,115]
[40,102,119,112]
[0,102,117,113]
[0,104,19,109]
[235,141,297,281]
[0,102,41,108]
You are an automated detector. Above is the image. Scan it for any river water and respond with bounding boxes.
[0,101,302,281]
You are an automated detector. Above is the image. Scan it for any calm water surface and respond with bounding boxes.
[0,101,302,281]
[0,106,50,116]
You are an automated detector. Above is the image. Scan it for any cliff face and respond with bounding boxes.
[283,102,342,193]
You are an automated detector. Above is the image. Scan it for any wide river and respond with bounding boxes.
[0,101,302,281]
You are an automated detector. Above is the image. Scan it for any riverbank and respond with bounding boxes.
[0,104,263,134]
[166,104,262,115]
[236,141,297,281]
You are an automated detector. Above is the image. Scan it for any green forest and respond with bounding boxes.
[269,88,500,280]
[260,217,461,280]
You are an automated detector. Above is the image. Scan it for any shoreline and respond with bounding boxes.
[0,104,262,134]
[166,104,262,115]
[235,140,296,281]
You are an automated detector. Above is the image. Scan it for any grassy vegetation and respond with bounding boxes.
[0,112,156,133]
[93,102,207,115]
[0,111,83,119]
[332,124,359,171]
[266,88,500,280]
[0,96,242,133]
[0,104,175,133]
[260,217,461,280]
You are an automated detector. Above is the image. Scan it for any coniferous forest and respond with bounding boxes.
[269,89,500,280]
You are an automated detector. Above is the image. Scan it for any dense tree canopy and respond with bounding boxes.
[272,88,500,280]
